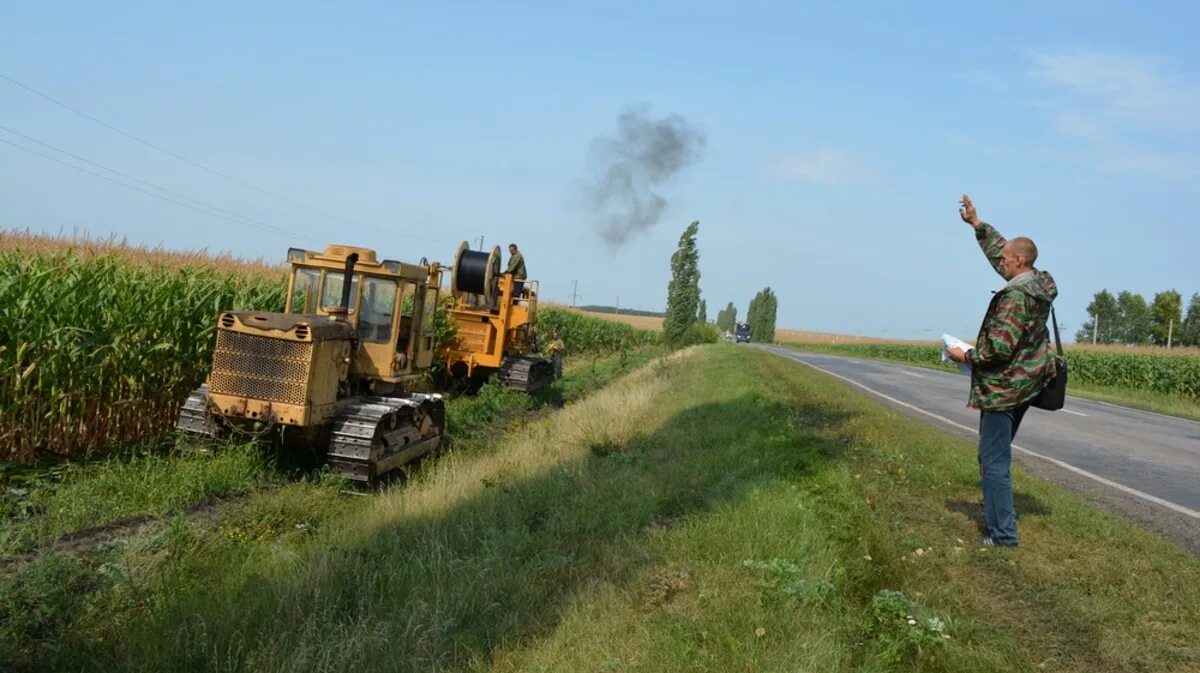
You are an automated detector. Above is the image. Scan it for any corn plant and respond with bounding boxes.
[0,250,285,462]
[536,308,658,354]
[790,343,1200,401]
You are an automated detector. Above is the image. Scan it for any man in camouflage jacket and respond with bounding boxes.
[947,194,1057,547]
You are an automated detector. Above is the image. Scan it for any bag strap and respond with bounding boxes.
[1049,305,1064,357]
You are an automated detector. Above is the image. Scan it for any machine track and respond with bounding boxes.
[176,384,216,439]
[497,355,557,393]
[176,385,444,483]
[326,393,445,482]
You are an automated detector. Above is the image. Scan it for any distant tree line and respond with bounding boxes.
[662,221,779,347]
[1076,289,1200,347]
[713,292,778,343]
[579,305,665,318]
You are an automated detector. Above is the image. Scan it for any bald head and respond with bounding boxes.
[1009,237,1037,265]
[998,236,1038,280]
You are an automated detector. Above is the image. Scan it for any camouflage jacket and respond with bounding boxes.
[966,223,1058,411]
[506,251,527,280]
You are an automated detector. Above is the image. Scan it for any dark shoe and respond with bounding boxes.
[980,536,1018,548]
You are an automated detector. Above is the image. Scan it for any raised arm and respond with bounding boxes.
[960,194,1007,277]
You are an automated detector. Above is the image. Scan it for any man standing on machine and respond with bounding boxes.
[506,243,527,297]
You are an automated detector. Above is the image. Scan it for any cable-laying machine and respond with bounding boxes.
[440,242,558,392]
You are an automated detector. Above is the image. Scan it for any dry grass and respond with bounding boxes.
[1068,342,1200,356]
[366,348,687,527]
[572,309,664,331]
[775,329,937,345]
[0,227,287,281]
[573,312,944,346]
[14,345,1200,672]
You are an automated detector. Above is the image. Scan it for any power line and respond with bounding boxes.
[0,125,305,239]
[0,72,453,245]
[0,137,305,239]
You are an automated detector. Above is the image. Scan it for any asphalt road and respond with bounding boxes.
[755,346,1200,546]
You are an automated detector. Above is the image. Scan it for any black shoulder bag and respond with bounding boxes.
[1031,306,1068,411]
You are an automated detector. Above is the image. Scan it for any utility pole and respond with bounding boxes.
[1168,319,1174,349]
[476,235,485,250]
[1093,314,1099,345]
[571,280,578,307]
[615,296,620,314]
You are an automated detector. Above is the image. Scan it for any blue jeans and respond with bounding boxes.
[978,404,1028,546]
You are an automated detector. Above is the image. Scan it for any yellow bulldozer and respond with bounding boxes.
[176,244,447,482]
[176,240,559,482]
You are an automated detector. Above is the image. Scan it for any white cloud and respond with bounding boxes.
[1097,149,1197,182]
[1010,47,1200,182]
[768,148,876,186]
[1028,49,1200,133]
[948,131,1197,183]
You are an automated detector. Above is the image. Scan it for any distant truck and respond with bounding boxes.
[735,322,752,343]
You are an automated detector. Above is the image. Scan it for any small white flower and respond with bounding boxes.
[907,618,917,625]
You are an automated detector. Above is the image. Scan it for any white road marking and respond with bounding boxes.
[900,371,926,379]
[800,351,1200,425]
[1061,409,1088,417]
[1087,397,1200,426]
[769,349,1200,521]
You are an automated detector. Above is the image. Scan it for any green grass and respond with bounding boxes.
[4,346,1197,671]
[0,347,660,554]
[0,441,271,554]
[780,342,1200,422]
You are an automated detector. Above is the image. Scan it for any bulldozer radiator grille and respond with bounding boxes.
[209,330,313,405]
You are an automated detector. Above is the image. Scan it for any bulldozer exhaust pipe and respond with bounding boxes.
[340,252,359,310]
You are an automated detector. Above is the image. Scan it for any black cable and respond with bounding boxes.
[455,248,492,294]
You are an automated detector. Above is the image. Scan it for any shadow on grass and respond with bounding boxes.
[945,491,1051,535]
[52,392,857,671]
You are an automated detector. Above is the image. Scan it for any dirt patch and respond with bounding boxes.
[1,491,248,569]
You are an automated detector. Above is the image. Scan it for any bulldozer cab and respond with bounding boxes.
[285,245,443,386]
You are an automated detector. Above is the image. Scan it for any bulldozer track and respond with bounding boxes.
[176,384,216,439]
[326,393,445,482]
[498,355,556,393]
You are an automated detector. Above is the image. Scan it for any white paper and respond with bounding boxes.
[941,334,973,376]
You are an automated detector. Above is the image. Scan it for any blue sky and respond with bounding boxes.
[3,2,1197,340]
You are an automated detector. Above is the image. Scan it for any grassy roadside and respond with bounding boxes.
[780,342,1200,422]
[0,346,661,555]
[5,345,1197,671]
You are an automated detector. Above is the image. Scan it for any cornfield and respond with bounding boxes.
[0,249,286,462]
[537,308,659,353]
[793,343,1200,401]
[0,237,658,463]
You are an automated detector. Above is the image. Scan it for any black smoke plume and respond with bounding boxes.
[583,106,706,247]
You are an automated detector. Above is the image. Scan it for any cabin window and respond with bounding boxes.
[320,273,360,313]
[360,277,397,343]
[290,268,320,314]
